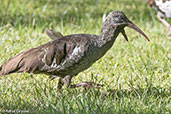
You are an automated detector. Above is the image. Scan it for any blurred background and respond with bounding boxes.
[1,0,168,29]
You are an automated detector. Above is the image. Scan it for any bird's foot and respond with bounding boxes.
[57,75,72,90]
[70,82,104,89]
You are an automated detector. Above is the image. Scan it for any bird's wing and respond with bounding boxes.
[155,0,171,18]
[0,40,67,75]
[46,29,63,40]
[0,34,93,76]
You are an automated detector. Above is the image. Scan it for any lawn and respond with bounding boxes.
[0,0,170,113]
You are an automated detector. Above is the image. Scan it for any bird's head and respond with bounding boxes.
[103,11,150,41]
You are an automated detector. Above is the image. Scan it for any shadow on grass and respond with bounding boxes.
[0,83,170,113]
[102,86,170,98]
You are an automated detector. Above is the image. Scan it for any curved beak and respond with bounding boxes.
[127,21,150,41]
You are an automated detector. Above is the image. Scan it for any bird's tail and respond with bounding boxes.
[0,53,24,76]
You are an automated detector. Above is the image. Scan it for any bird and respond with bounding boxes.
[45,29,104,88]
[0,11,150,90]
[145,0,171,35]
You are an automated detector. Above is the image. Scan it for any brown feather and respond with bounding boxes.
[0,53,24,75]
[0,40,67,75]
[46,29,63,40]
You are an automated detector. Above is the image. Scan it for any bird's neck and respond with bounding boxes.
[97,24,120,48]
[89,25,121,61]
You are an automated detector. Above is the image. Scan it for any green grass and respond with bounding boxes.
[0,0,170,113]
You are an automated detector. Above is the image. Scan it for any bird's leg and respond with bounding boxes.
[49,75,58,80]
[57,75,72,90]
[157,12,171,35]
[70,82,104,89]
[57,78,64,90]
[30,74,33,78]
[62,75,72,88]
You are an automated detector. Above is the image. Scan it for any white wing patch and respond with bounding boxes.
[51,58,58,68]
[69,46,82,59]
[42,48,48,64]
[61,46,83,67]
